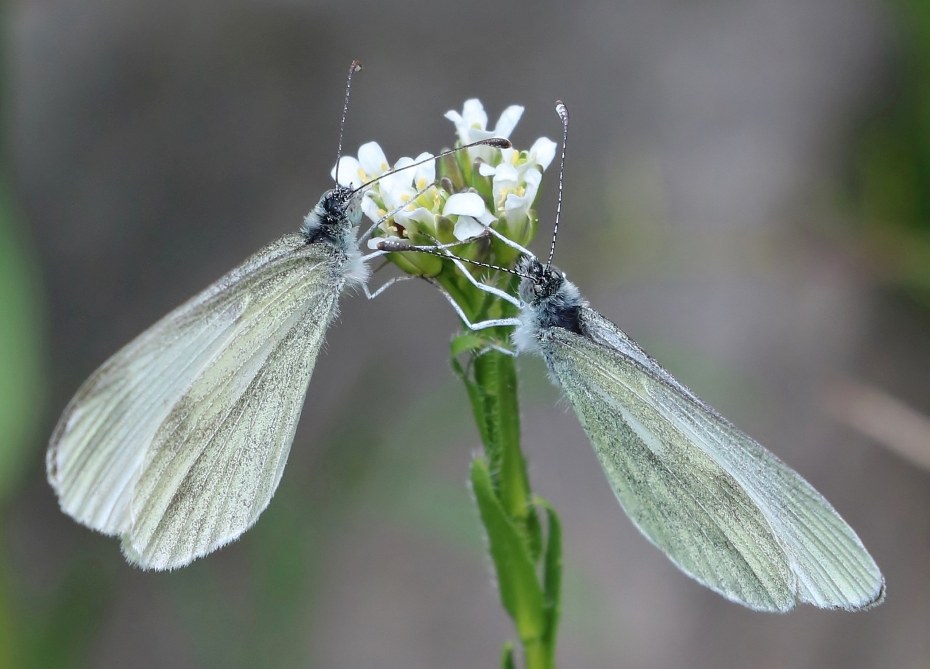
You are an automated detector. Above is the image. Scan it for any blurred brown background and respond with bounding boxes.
[4,0,929,667]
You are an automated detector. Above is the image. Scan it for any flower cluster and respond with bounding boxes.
[332,99,556,276]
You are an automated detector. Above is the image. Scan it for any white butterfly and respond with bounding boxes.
[379,101,885,611]
[48,185,369,570]
[46,62,509,570]
[510,255,884,611]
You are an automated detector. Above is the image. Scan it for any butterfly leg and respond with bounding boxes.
[473,343,517,357]
[428,279,520,332]
[363,275,413,301]
[442,255,521,308]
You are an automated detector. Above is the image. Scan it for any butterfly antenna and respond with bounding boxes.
[376,238,529,279]
[350,138,511,195]
[546,100,570,272]
[334,59,363,185]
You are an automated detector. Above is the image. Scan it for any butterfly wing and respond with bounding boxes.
[540,308,884,611]
[48,233,344,569]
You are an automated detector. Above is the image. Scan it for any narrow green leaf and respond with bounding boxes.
[451,356,494,450]
[500,643,516,669]
[470,458,545,643]
[538,499,563,651]
[525,505,543,563]
[450,332,486,358]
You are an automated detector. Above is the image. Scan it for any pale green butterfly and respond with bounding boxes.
[46,61,509,570]
[378,101,885,612]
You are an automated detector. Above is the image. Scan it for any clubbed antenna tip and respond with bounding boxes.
[483,138,512,149]
[377,239,414,252]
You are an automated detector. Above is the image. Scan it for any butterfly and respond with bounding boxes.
[378,101,885,611]
[47,61,509,570]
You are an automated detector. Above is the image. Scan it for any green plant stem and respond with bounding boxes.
[454,338,561,669]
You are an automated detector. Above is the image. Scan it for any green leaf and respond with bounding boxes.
[470,458,545,644]
[451,356,494,451]
[525,501,546,563]
[450,332,486,358]
[538,499,563,651]
[500,643,517,669]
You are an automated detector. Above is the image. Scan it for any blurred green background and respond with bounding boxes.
[4,1,930,667]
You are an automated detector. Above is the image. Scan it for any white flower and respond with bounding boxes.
[526,137,558,171]
[501,169,542,225]
[332,141,391,188]
[445,99,524,161]
[378,153,436,203]
[479,137,557,179]
[341,101,555,259]
[443,192,497,240]
[478,140,552,224]
[335,144,444,247]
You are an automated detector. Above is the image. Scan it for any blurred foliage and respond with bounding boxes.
[0,1,48,661]
[0,185,44,504]
[16,558,112,669]
[851,0,930,305]
[0,182,46,669]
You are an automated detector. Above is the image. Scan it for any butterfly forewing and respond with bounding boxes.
[542,309,884,611]
[49,233,344,569]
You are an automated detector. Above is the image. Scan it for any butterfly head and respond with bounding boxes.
[514,255,585,348]
[517,256,565,304]
[301,185,364,247]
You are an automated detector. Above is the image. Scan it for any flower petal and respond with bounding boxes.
[444,192,489,217]
[379,156,415,197]
[453,216,487,240]
[492,105,524,138]
[529,137,558,170]
[395,206,437,234]
[493,163,520,185]
[446,99,491,145]
[521,168,542,205]
[332,156,362,187]
[412,152,436,189]
[477,209,498,226]
[357,141,389,176]
[461,99,488,130]
[361,195,384,224]
[504,192,530,221]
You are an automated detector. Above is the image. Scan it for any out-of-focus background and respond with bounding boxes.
[4,0,929,667]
